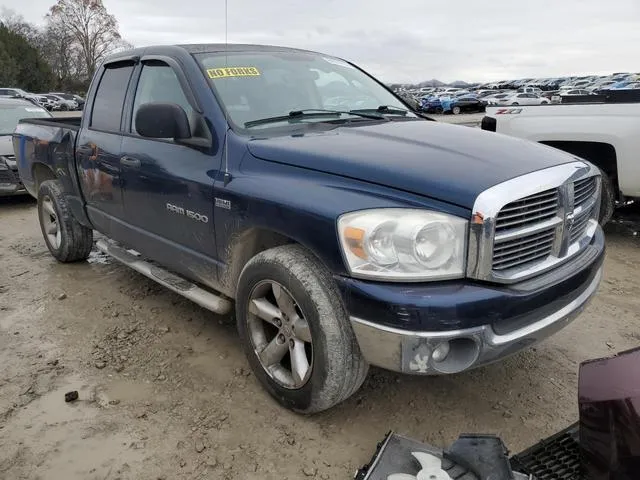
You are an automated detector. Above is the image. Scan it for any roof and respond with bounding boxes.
[176,43,320,55]
[104,43,325,65]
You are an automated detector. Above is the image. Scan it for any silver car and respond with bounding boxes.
[46,93,78,111]
[0,98,51,196]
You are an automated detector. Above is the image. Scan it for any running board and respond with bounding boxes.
[96,239,232,315]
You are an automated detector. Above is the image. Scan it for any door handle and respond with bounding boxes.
[120,156,141,168]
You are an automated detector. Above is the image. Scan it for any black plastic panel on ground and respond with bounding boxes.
[509,423,582,480]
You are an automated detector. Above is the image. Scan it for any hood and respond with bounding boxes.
[0,135,13,157]
[247,120,580,209]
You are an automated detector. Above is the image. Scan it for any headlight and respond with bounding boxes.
[338,209,467,281]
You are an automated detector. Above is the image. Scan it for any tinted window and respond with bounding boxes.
[131,62,193,135]
[91,64,134,131]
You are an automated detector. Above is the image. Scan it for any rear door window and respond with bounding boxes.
[91,64,134,132]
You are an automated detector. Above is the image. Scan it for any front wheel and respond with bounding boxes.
[511,102,520,106]
[38,180,93,262]
[236,245,368,413]
[452,106,461,115]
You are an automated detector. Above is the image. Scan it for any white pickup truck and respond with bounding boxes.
[481,101,640,223]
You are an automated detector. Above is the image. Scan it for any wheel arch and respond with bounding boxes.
[539,140,620,198]
[32,162,57,191]
[221,227,303,298]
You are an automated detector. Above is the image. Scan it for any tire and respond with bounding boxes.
[511,102,519,106]
[541,101,549,104]
[236,245,368,413]
[598,169,615,225]
[452,106,461,115]
[38,179,93,262]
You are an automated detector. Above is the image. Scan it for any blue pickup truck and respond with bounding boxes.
[13,44,605,413]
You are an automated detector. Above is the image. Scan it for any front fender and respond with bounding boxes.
[214,154,469,286]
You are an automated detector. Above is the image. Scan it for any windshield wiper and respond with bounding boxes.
[244,109,385,128]
[352,105,411,116]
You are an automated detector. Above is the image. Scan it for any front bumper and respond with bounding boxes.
[0,166,26,196]
[342,227,605,375]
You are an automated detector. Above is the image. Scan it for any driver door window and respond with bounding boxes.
[131,62,194,137]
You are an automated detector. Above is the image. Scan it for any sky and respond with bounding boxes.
[3,0,640,83]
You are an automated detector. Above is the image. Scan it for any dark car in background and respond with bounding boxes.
[0,98,51,196]
[450,96,486,114]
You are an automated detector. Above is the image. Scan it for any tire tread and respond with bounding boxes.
[38,179,93,263]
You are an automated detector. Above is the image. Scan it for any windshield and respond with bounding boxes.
[0,104,51,135]
[195,51,415,129]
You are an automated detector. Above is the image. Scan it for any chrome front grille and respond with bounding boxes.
[569,208,592,244]
[574,177,596,208]
[467,162,601,284]
[495,189,559,233]
[493,227,556,271]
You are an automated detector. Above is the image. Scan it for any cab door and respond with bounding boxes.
[118,58,223,287]
[76,61,135,236]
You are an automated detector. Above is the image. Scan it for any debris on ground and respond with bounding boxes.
[64,391,79,402]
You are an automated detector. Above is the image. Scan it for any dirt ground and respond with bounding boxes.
[1,195,639,480]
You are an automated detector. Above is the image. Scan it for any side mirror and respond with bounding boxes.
[135,102,191,140]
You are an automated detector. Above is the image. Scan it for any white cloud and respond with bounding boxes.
[4,0,640,82]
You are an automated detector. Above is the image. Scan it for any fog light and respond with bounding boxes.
[432,341,451,362]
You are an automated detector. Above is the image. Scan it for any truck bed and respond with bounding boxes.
[18,115,82,130]
[13,117,81,198]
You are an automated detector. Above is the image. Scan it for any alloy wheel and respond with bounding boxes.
[246,280,313,389]
[41,195,61,249]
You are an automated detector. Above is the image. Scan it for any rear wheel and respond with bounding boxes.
[236,245,368,413]
[511,102,520,106]
[452,106,461,115]
[38,180,93,262]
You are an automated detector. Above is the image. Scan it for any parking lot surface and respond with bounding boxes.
[1,183,639,479]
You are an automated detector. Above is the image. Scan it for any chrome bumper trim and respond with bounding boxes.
[350,267,602,374]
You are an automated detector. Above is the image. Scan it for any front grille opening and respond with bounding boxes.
[496,188,559,233]
[510,426,581,480]
[574,176,596,209]
[0,169,16,184]
[493,227,555,271]
[569,210,591,244]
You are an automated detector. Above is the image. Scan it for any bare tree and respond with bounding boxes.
[39,19,82,83]
[48,0,123,77]
[0,8,40,43]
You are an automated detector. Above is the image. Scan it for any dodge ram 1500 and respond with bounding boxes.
[14,44,605,413]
